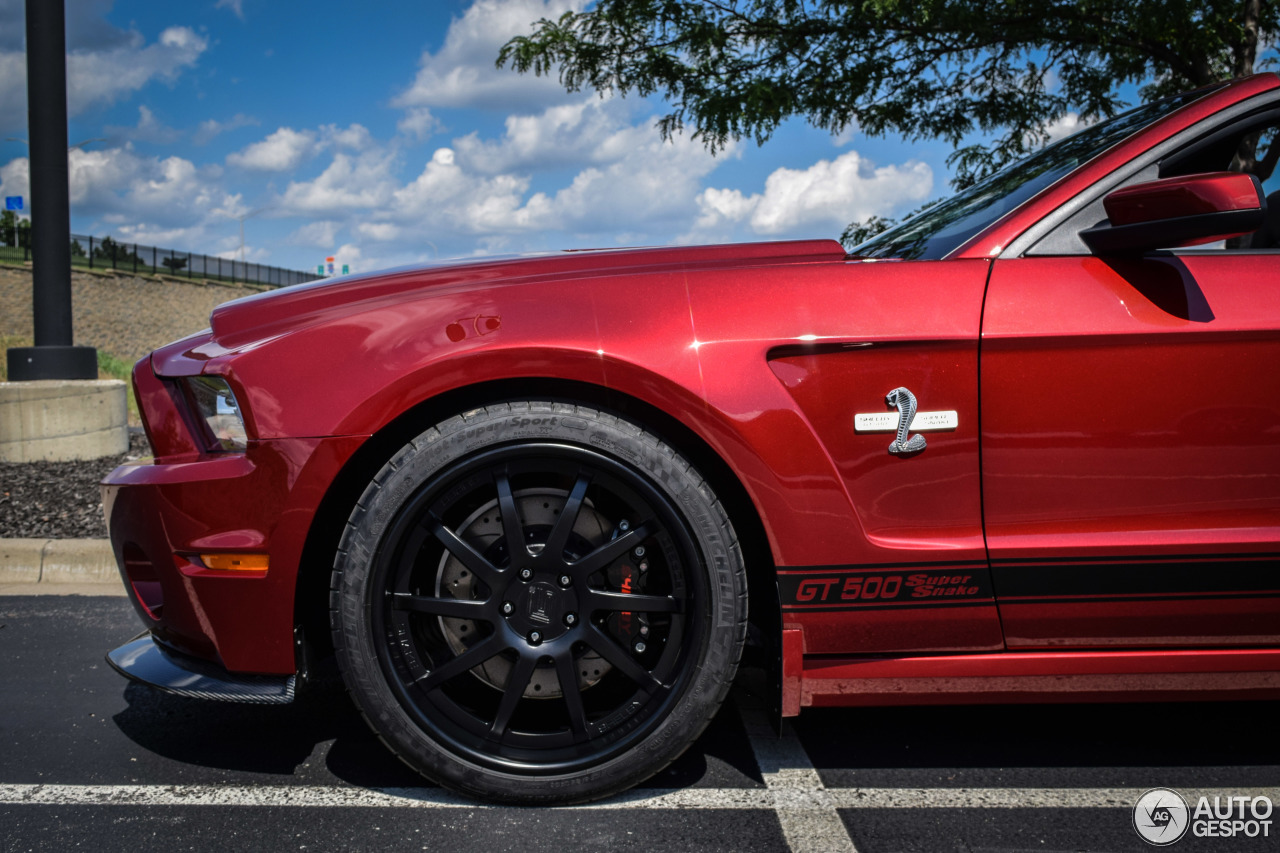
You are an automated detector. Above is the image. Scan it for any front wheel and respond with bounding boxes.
[330,402,747,804]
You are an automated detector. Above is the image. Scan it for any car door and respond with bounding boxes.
[980,111,1280,649]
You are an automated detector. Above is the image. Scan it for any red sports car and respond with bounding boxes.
[104,73,1280,804]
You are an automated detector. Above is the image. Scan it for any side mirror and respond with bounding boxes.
[1080,172,1266,254]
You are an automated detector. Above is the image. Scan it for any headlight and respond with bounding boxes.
[183,376,248,451]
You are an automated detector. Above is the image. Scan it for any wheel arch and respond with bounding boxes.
[293,376,780,697]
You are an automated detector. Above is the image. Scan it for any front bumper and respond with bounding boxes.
[107,633,296,704]
[102,351,365,676]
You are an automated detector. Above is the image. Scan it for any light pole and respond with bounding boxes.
[229,206,271,264]
[6,0,97,381]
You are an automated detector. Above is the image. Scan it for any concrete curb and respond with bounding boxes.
[0,538,124,594]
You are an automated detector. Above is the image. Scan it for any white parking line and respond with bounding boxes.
[1,784,1274,811]
[740,708,859,853]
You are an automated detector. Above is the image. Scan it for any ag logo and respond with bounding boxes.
[1134,788,1190,846]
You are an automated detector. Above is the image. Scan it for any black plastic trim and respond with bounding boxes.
[1079,207,1265,254]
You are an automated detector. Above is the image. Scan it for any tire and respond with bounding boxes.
[330,401,748,804]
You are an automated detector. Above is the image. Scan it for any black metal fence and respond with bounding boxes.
[0,230,321,288]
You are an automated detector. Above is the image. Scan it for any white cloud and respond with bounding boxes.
[693,150,933,236]
[696,187,757,225]
[355,222,402,241]
[1,144,243,254]
[226,124,371,172]
[832,121,860,148]
[227,127,319,171]
[393,0,586,113]
[265,96,735,258]
[287,220,343,248]
[515,132,725,233]
[0,155,29,205]
[0,10,207,133]
[454,98,636,174]
[105,105,182,144]
[193,113,259,145]
[278,150,400,214]
[321,123,374,152]
[215,0,245,19]
[386,147,530,229]
[66,146,228,224]
[66,27,209,114]
[331,243,363,272]
[397,108,442,141]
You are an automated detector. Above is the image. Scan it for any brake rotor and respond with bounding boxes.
[436,488,612,699]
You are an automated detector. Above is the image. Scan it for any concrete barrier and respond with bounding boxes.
[0,539,44,584]
[42,538,120,584]
[0,379,128,462]
[0,538,121,587]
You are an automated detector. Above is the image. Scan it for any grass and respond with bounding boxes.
[96,349,140,425]
[0,333,29,380]
[1,333,139,424]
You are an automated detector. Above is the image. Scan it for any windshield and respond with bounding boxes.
[852,89,1217,260]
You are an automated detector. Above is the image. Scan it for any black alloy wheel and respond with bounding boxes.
[331,403,747,803]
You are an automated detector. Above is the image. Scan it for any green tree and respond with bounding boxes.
[500,1,1277,241]
[93,236,142,266]
[0,209,18,247]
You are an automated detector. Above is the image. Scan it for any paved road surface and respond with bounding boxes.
[2,596,1276,852]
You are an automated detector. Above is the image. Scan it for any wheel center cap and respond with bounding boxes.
[509,580,575,641]
[523,581,561,625]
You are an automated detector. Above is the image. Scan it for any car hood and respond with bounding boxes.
[209,240,847,344]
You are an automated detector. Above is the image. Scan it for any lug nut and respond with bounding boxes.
[619,519,630,532]
[633,546,646,558]
[638,560,649,573]
[564,612,577,626]
[519,568,533,581]
[502,601,514,615]
[634,641,647,654]
[559,574,572,587]
[529,631,542,644]
[639,625,649,636]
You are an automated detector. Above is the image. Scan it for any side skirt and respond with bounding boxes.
[785,644,1280,712]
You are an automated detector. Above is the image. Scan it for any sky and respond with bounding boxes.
[0,0,1011,275]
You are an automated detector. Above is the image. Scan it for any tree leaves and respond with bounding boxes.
[499,0,1276,197]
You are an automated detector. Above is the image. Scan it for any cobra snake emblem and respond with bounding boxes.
[886,387,927,456]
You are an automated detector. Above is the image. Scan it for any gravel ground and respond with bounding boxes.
[0,431,151,539]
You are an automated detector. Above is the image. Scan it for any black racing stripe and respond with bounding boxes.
[992,556,1280,599]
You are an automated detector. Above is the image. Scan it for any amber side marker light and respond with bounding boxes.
[200,553,269,572]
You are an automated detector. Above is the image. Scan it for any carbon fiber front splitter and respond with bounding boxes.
[106,633,296,705]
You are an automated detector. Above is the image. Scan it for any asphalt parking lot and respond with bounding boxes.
[1,595,1276,852]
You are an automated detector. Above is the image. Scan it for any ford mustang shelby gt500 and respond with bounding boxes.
[105,74,1280,804]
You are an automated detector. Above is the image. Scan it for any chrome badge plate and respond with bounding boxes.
[853,410,959,432]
